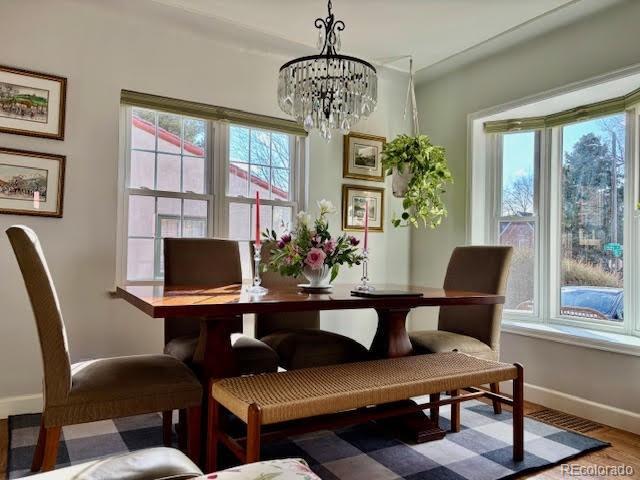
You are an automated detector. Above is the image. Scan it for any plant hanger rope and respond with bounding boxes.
[404,57,420,136]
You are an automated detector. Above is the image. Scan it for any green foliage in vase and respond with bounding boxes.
[263,200,363,283]
[381,134,453,228]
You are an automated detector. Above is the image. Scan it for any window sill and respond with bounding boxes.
[502,319,640,357]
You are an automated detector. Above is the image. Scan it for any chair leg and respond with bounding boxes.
[41,426,62,472]
[207,396,220,472]
[246,404,262,464]
[513,364,524,461]
[450,389,460,433]
[162,410,173,447]
[178,408,187,450]
[186,405,201,464]
[490,382,502,414]
[31,423,46,472]
[429,393,440,423]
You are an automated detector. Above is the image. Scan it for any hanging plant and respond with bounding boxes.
[382,134,452,228]
[380,57,453,228]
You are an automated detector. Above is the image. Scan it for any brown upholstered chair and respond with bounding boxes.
[161,238,279,441]
[409,245,513,413]
[253,242,370,370]
[6,226,203,472]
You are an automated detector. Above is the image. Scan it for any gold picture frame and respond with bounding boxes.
[343,132,386,182]
[0,65,67,140]
[0,147,65,218]
[342,184,384,232]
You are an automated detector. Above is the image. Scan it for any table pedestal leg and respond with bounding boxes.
[371,308,447,444]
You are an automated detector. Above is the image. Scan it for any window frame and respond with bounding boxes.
[116,106,306,286]
[486,107,639,337]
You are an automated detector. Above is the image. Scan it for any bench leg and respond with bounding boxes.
[187,405,202,464]
[450,389,460,433]
[162,410,173,447]
[41,426,61,472]
[207,395,220,472]
[429,393,440,423]
[490,383,502,414]
[31,423,46,472]
[246,403,262,464]
[513,364,524,462]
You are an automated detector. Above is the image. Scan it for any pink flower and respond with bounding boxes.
[305,248,326,270]
[323,239,336,254]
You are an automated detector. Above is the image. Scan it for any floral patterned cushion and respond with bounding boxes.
[200,459,320,480]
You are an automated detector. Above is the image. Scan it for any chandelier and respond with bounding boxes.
[278,0,378,140]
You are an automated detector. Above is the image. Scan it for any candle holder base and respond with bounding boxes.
[247,285,268,295]
[353,282,375,292]
[354,249,374,292]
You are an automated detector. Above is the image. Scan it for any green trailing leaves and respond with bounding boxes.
[381,134,453,229]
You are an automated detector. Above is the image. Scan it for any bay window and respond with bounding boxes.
[479,85,640,338]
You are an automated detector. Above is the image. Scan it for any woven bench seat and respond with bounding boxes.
[208,352,524,470]
[213,352,517,424]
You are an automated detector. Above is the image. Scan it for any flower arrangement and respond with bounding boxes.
[263,199,364,285]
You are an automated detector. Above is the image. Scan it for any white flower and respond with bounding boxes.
[296,210,311,227]
[317,199,336,216]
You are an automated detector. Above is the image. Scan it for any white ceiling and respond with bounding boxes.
[145,0,618,74]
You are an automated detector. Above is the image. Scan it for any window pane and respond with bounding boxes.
[251,130,271,166]
[128,195,155,237]
[251,204,272,241]
[127,238,154,280]
[228,162,249,197]
[129,150,155,189]
[271,133,290,168]
[271,167,290,201]
[183,118,206,156]
[560,114,625,322]
[157,113,181,154]
[499,221,535,312]
[502,132,535,217]
[273,206,292,235]
[157,197,181,215]
[249,164,270,197]
[184,199,207,218]
[183,156,205,194]
[230,126,249,163]
[228,202,250,240]
[157,153,181,192]
[159,217,181,238]
[131,108,155,150]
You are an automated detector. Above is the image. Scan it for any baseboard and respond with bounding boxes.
[0,393,42,419]
[502,382,640,435]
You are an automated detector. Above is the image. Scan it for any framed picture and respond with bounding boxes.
[0,147,65,218]
[343,132,386,182]
[0,65,67,140]
[342,184,384,232]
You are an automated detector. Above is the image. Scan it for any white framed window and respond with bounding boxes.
[482,105,639,337]
[117,105,305,284]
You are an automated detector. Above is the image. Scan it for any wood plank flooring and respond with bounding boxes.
[1,402,638,479]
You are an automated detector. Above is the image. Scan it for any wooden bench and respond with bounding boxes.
[207,352,523,471]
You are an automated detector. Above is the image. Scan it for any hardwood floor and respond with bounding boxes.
[0,403,638,479]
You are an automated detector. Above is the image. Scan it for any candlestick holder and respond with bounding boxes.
[247,242,268,295]
[354,248,375,292]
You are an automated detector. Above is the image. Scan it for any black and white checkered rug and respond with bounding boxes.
[8,399,608,479]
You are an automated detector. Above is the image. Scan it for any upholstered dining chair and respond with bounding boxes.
[6,226,203,472]
[252,242,370,370]
[162,238,279,443]
[409,245,513,414]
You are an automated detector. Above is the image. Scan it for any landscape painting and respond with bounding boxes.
[0,163,48,201]
[0,148,65,218]
[0,66,66,139]
[343,132,386,181]
[0,82,49,123]
[342,184,384,232]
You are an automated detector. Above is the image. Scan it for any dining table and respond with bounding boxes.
[117,282,504,450]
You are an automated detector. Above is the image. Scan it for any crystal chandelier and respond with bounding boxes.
[278,0,378,140]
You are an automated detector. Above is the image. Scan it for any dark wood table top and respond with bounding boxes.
[117,283,504,318]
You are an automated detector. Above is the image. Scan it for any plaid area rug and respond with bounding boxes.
[8,399,608,479]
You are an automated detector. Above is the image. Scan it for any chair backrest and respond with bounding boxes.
[163,238,243,342]
[438,246,513,352]
[6,225,71,406]
[251,242,320,339]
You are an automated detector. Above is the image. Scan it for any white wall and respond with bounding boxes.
[0,0,411,409]
[412,0,640,417]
